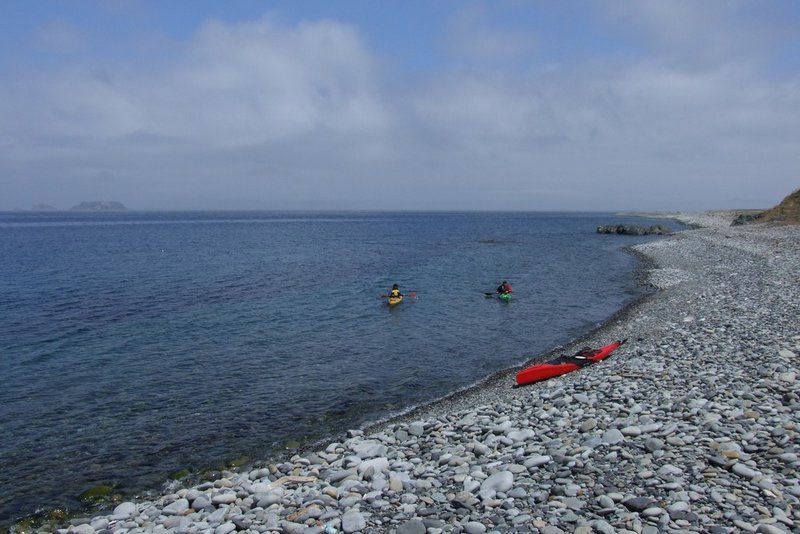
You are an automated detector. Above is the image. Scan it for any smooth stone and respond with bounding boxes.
[581,419,597,432]
[592,520,615,534]
[602,429,625,445]
[211,493,237,505]
[508,429,536,441]
[778,372,796,383]
[756,524,785,534]
[645,437,665,452]
[357,457,389,474]
[597,495,615,509]
[162,498,190,516]
[480,471,514,493]
[397,519,426,534]
[668,501,690,513]
[214,522,236,534]
[732,463,758,479]
[111,502,136,519]
[192,495,212,509]
[207,507,227,524]
[463,522,487,534]
[408,422,425,436]
[508,487,527,499]
[341,511,366,533]
[351,440,388,459]
[524,455,552,468]
[623,497,654,512]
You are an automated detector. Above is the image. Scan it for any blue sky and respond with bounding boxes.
[1,1,799,211]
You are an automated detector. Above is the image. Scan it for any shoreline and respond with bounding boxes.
[28,212,800,533]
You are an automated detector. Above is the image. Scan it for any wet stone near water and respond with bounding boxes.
[52,213,800,533]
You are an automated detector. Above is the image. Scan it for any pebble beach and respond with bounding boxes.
[45,212,800,534]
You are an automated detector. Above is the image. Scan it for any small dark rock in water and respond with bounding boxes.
[78,485,114,502]
[596,224,672,235]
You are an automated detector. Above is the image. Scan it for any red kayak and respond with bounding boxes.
[515,339,626,386]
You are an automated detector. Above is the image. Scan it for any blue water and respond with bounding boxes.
[0,211,682,525]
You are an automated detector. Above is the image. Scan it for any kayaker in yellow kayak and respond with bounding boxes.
[389,283,403,299]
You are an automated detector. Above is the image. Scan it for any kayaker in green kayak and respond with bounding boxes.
[496,280,513,296]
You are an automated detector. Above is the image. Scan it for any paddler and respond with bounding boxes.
[496,280,513,295]
[389,283,403,299]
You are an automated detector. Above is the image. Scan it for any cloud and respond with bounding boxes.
[34,20,87,55]
[596,0,795,69]
[443,3,537,65]
[1,4,798,211]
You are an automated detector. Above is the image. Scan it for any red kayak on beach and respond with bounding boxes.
[515,339,626,386]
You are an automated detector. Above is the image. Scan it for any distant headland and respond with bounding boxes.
[70,201,127,211]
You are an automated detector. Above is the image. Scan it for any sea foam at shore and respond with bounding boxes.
[39,213,800,534]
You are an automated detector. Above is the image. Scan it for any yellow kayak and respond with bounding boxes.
[387,295,403,306]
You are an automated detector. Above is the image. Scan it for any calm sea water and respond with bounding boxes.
[0,210,682,525]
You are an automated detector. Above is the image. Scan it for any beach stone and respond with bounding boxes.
[508,487,527,499]
[463,522,487,534]
[408,422,425,436]
[756,525,786,534]
[351,440,387,458]
[592,520,615,534]
[357,457,389,474]
[623,497,654,512]
[779,371,796,383]
[111,502,136,519]
[215,522,236,534]
[341,510,366,533]
[602,429,624,444]
[191,494,212,509]
[732,463,758,479]
[508,429,536,441]
[644,437,665,452]
[212,492,237,505]
[208,506,227,524]
[162,498,189,515]
[472,442,490,456]
[396,519,426,534]
[481,471,514,493]
[281,521,305,533]
[524,455,551,468]
[597,495,615,509]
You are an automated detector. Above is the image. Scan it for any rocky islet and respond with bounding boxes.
[47,213,800,533]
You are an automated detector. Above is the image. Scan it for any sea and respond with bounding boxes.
[0,210,685,526]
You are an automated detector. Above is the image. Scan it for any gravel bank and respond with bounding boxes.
[51,213,800,534]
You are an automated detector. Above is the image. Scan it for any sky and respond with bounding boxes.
[1,1,799,212]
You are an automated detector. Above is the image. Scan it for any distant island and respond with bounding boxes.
[70,201,127,211]
[31,203,57,211]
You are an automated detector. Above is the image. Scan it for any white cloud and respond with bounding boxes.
[443,3,537,64]
[1,4,798,211]
[34,20,87,54]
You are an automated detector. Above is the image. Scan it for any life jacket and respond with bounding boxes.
[390,288,401,298]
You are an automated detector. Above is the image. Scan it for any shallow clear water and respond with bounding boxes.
[0,210,682,524]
